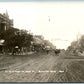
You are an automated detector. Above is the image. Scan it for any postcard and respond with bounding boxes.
[0,0,84,83]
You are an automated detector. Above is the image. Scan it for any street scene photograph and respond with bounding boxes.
[0,1,84,82]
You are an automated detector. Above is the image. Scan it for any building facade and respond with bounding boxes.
[0,11,13,32]
[0,11,13,53]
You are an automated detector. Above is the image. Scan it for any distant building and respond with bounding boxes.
[0,10,13,32]
[77,32,81,41]
[44,40,56,49]
[34,35,44,40]
[33,35,44,45]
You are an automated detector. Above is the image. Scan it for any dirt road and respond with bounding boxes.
[0,52,84,82]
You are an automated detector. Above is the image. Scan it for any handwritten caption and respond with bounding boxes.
[5,70,64,73]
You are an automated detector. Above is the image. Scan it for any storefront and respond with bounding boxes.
[0,40,4,54]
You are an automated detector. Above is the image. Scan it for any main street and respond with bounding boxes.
[0,52,84,82]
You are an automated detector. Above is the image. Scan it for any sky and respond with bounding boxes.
[0,1,84,49]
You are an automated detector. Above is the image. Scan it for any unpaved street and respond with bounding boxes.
[0,52,84,82]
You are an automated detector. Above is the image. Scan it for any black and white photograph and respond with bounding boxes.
[0,1,84,82]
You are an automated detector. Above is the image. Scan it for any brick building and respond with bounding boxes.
[0,11,13,53]
[0,11,13,32]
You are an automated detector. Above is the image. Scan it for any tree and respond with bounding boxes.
[16,29,33,51]
[1,28,19,53]
[0,27,33,54]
